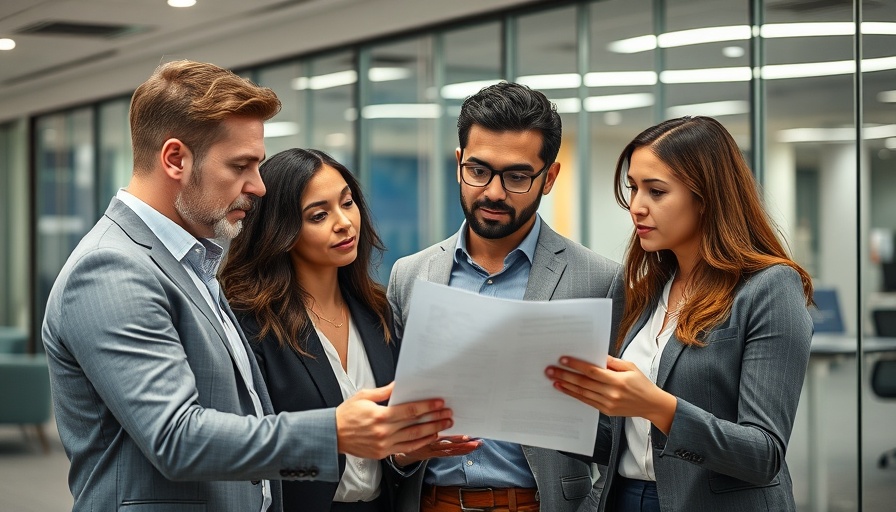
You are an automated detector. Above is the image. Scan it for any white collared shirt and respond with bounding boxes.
[618,277,677,481]
[314,316,382,502]
[116,189,271,511]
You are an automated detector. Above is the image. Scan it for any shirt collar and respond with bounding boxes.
[453,214,542,267]
[116,189,224,275]
[659,274,674,312]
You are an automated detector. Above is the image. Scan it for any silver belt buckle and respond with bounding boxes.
[458,487,494,512]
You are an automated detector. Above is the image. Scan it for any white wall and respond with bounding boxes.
[765,142,797,252]
[817,143,871,335]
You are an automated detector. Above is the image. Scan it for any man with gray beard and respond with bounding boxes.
[41,60,453,512]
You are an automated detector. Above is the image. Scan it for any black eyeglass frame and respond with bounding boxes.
[457,151,551,194]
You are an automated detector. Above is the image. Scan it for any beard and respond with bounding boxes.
[174,167,253,240]
[460,188,543,240]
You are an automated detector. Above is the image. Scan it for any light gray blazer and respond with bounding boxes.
[42,199,340,512]
[387,223,624,512]
[591,264,813,512]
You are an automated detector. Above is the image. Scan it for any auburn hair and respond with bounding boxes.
[220,149,391,357]
[129,59,280,174]
[612,116,813,351]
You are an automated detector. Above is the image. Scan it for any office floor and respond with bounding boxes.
[0,356,894,512]
[0,415,71,511]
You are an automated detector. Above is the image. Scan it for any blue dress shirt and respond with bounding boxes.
[423,215,542,489]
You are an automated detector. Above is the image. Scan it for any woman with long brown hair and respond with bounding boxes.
[221,149,471,512]
[546,116,814,511]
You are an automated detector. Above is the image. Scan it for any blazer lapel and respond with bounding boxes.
[105,199,230,348]
[523,224,567,301]
[426,235,457,285]
[292,324,344,408]
[656,334,686,389]
[346,295,395,387]
[619,309,650,356]
[619,301,685,389]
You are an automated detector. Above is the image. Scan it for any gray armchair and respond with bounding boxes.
[0,353,52,452]
[0,326,27,354]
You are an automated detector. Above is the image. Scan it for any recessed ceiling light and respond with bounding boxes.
[666,100,749,118]
[167,0,197,7]
[441,79,504,99]
[0,38,16,51]
[361,104,441,119]
[584,93,654,112]
[516,73,581,90]
[263,122,299,138]
[325,133,347,147]
[603,112,622,126]
[722,46,745,58]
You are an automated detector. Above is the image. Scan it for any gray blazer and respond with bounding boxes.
[42,199,339,512]
[387,223,624,512]
[592,264,813,512]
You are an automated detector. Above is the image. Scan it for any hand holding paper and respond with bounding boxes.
[390,280,613,455]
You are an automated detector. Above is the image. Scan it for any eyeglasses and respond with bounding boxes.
[459,160,550,194]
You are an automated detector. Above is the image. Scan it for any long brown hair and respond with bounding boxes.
[221,148,391,356]
[612,116,813,350]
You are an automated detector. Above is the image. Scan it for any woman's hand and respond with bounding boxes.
[392,435,482,467]
[545,356,677,434]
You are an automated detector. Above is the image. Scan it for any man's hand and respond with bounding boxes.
[335,382,453,460]
[392,435,482,467]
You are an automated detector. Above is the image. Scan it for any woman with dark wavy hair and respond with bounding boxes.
[221,149,465,512]
[546,116,814,512]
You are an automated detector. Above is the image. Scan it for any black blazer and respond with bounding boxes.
[238,293,399,512]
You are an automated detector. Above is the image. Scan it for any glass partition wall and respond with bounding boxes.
[0,120,29,333]
[861,2,896,512]
[22,1,894,509]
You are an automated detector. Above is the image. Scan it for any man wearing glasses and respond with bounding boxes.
[387,81,624,512]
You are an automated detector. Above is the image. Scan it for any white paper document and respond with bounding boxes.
[390,279,613,455]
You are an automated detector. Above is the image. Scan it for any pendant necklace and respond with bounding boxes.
[309,302,346,328]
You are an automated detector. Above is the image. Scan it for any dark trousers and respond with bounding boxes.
[330,493,388,512]
[613,476,661,512]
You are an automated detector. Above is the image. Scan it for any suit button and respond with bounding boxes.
[297,469,307,478]
[279,470,289,477]
[309,467,319,478]
[251,480,260,485]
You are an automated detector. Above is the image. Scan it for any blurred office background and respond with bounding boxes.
[1,0,895,510]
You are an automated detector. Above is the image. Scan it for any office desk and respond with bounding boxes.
[806,335,896,512]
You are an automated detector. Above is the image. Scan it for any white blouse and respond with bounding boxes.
[617,277,677,481]
[315,316,382,503]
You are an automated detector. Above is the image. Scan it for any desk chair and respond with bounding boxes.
[871,309,896,468]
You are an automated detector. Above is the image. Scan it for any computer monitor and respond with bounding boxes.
[810,288,844,334]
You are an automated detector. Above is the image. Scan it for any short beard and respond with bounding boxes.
[174,167,253,240]
[460,188,542,240]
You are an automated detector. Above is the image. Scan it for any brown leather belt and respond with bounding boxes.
[422,485,539,512]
